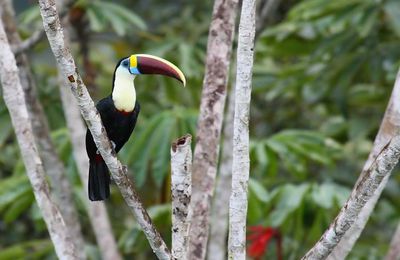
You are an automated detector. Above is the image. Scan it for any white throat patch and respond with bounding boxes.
[112,66,136,112]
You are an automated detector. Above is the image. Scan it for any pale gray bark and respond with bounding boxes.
[189,0,239,259]
[207,83,235,260]
[171,134,192,260]
[227,0,256,259]
[0,18,77,260]
[38,1,171,259]
[1,2,86,258]
[56,5,122,259]
[327,71,400,259]
[385,223,400,260]
[302,136,400,259]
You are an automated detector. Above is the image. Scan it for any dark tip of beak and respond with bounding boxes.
[137,56,186,86]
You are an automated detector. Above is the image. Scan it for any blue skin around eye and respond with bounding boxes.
[130,67,141,75]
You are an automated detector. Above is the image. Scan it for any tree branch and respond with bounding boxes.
[228,0,256,258]
[189,0,239,258]
[385,223,400,260]
[37,1,171,259]
[0,18,78,260]
[327,70,400,259]
[171,134,192,260]
[255,0,281,38]
[207,82,235,260]
[302,136,400,259]
[11,29,45,54]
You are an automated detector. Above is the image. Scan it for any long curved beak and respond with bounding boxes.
[129,54,186,86]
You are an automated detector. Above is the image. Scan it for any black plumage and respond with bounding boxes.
[85,96,140,201]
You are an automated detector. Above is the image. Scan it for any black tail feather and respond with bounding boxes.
[88,160,110,201]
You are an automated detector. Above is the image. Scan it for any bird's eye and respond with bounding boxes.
[122,60,129,67]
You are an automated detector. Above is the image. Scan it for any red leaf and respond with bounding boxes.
[247,226,281,259]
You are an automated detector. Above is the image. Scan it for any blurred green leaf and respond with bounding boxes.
[0,176,31,212]
[0,240,53,260]
[249,178,270,203]
[87,1,147,36]
[269,184,310,226]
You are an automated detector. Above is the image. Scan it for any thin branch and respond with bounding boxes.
[255,0,282,38]
[228,0,256,258]
[327,70,400,259]
[302,136,400,259]
[171,134,193,260]
[56,3,122,258]
[189,0,239,258]
[385,223,400,260]
[0,18,78,260]
[37,1,171,259]
[11,29,45,54]
[11,0,73,55]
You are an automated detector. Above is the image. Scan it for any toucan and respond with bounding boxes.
[85,54,186,201]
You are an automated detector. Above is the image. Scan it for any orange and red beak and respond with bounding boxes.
[129,54,186,86]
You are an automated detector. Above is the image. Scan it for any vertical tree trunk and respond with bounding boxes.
[189,0,238,259]
[385,223,400,260]
[1,2,86,258]
[228,0,256,258]
[171,135,193,260]
[207,84,235,260]
[0,18,78,260]
[255,0,281,38]
[327,71,400,259]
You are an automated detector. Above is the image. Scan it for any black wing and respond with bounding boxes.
[96,96,140,152]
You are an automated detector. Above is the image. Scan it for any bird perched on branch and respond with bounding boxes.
[85,54,186,201]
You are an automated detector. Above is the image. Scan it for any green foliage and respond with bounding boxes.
[248,0,400,258]
[251,130,341,179]
[83,1,147,35]
[0,240,53,260]
[0,175,31,216]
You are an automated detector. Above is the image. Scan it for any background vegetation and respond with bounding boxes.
[0,0,399,259]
